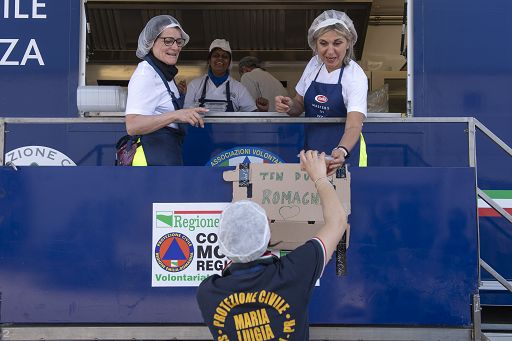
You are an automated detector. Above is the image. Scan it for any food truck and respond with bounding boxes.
[0,0,510,339]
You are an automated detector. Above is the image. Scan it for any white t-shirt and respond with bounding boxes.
[296,56,368,116]
[184,75,257,112]
[125,60,181,129]
[240,68,289,112]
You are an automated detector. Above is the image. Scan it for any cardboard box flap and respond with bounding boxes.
[269,221,322,251]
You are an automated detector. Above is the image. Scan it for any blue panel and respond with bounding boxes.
[183,123,303,165]
[0,0,80,117]
[414,1,512,306]
[413,0,512,187]
[4,124,127,166]
[4,122,470,168]
[480,216,512,281]
[363,123,469,167]
[0,167,477,325]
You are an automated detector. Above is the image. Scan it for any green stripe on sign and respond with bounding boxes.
[483,190,512,199]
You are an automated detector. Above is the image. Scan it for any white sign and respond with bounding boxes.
[152,202,230,287]
[151,202,317,287]
[5,145,76,166]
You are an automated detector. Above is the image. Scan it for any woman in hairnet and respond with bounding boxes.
[184,39,268,112]
[275,10,368,172]
[124,15,208,166]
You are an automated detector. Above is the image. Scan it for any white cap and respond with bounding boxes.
[136,15,190,59]
[218,200,270,263]
[307,10,357,51]
[209,39,232,55]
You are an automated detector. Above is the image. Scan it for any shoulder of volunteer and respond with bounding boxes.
[303,56,323,75]
[346,60,368,79]
[129,62,161,85]
[230,77,252,96]
[187,76,205,88]
[184,76,205,98]
[309,237,327,276]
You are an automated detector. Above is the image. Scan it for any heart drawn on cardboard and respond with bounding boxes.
[278,205,301,220]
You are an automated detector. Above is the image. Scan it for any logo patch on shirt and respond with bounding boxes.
[154,232,194,272]
[314,95,328,104]
[211,290,296,340]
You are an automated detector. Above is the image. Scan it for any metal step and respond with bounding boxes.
[484,333,512,341]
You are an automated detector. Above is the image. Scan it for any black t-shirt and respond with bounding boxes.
[196,238,326,340]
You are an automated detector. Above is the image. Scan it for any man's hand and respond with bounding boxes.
[256,97,269,112]
[177,79,187,95]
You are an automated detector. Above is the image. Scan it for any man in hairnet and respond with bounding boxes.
[239,56,289,112]
[197,150,348,340]
[124,15,207,166]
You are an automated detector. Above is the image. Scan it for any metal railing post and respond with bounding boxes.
[0,119,5,166]
[472,294,482,341]
[468,118,477,168]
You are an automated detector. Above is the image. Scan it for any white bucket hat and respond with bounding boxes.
[209,39,232,55]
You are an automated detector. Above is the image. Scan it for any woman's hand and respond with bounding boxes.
[327,148,346,175]
[176,107,208,128]
[275,96,293,113]
[299,150,327,182]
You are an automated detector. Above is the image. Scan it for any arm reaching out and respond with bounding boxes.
[275,94,305,117]
[125,107,208,136]
[300,150,348,262]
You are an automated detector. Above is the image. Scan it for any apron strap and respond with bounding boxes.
[199,76,209,103]
[143,56,183,110]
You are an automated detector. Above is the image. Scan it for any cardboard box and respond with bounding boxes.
[223,163,350,250]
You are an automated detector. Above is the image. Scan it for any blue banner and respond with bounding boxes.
[0,0,80,117]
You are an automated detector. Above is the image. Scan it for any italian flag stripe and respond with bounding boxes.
[479,208,512,217]
[478,190,512,217]
[482,190,512,199]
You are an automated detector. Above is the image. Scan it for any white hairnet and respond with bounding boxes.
[307,10,357,50]
[136,15,190,59]
[218,200,270,263]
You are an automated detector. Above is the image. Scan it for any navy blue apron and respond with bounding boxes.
[303,65,360,167]
[140,56,186,166]
[198,76,235,153]
[198,76,235,112]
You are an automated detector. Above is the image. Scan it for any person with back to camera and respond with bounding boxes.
[184,39,269,112]
[238,56,289,112]
[124,15,208,166]
[196,150,348,340]
[275,10,368,174]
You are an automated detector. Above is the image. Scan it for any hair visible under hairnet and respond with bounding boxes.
[307,10,357,51]
[239,56,261,69]
[218,200,270,263]
[136,15,190,59]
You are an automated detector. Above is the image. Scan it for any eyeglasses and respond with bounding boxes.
[158,37,186,47]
